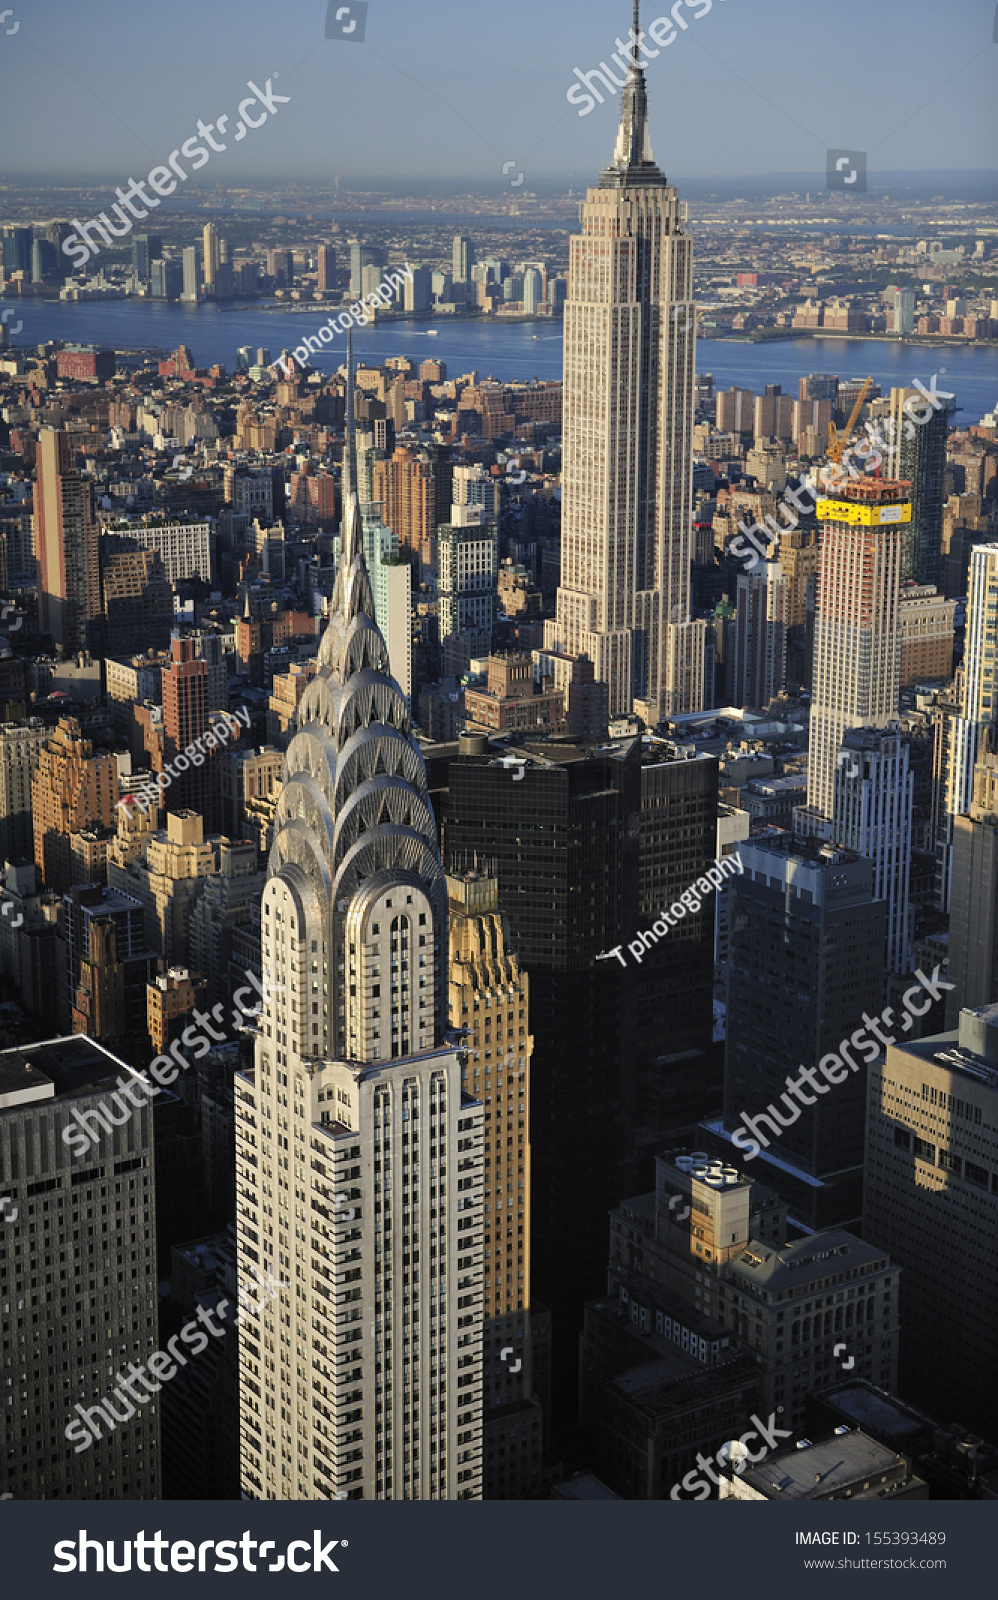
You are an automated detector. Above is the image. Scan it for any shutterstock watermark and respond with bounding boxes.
[61,76,290,270]
[567,1,728,117]
[730,966,955,1161]
[61,968,281,1159]
[727,373,955,574]
[116,706,250,818]
[63,1270,287,1457]
[277,264,413,377]
[601,851,744,967]
[670,1410,792,1498]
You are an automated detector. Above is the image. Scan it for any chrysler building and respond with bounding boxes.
[544,1,707,720]
[235,335,484,1500]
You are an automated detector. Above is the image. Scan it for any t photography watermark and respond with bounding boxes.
[1,307,22,336]
[326,0,368,42]
[61,967,282,1158]
[61,76,290,271]
[0,9,18,35]
[600,851,744,967]
[730,965,955,1161]
[567,0,729,117]
[116,706,250,817]
[277,264,413,377]
[670,1410,792,1498]
[53,1530,344,1574]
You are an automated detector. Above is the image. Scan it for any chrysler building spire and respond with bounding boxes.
[236,299,484,1504]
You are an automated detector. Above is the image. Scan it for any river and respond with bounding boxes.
[4,297,997,424]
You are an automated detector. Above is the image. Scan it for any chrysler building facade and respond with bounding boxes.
[235,345,484,1500]
[544,3,707,720]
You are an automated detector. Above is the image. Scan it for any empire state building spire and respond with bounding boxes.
[603,0,663,186]
[543,0,708,721]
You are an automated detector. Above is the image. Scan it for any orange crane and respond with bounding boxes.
[827,374,873,463]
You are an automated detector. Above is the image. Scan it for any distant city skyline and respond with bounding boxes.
[0,0,995,182]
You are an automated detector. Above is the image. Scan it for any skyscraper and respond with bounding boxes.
[437,512,498,649]
[446,866,544,1499]
[886,386,951,588]
[31,716,117,895]
[710,838,887,1233]
[0,1035,161,1501]
[181,246,202,303]
[132,232,162,285]
[889,287,916,336]
[235,336,484,1501]
[451,234,474,284]
[544,5,706,721]
[832,725,914,976]
[202,223,220,293]
[373,446,437,561]
[946,728,998,1025]
[938,542,998,909]
[361,502,412,706]
[35,428,100,654]
[806,479,907,819]
[731,558,788,709]
[349,240,385,296]
[317,244,337,292]
[863,1001,998,1440]
[161,636,208,817]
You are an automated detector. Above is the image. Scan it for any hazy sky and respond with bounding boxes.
[0,0,995,184]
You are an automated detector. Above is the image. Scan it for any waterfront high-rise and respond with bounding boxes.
[235,338,484,1501]
[451,235,474,284]
[202,223,220,294]
[806,479,907,819]
[317,244,337,293]
[544,4,707,721]
[35,428,100,654]
[181,246,202,303]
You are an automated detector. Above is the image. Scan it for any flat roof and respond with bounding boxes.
[0,1035,134,1108]
[740,1430,904,1499]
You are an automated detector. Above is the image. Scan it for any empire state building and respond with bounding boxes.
[235,337,484,1501]
[544,2,706,720]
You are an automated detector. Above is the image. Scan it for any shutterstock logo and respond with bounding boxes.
[53,1530,347,1573]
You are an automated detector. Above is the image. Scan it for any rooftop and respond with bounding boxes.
[737,1429,911,1500]
[729,1229,889,1296]
[0,1034,133,1110]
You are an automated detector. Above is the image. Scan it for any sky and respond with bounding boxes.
[0,0,995,185]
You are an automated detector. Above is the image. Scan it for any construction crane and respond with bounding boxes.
[827,375,873,463]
